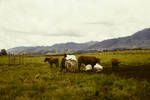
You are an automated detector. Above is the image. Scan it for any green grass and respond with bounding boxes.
[0,64,150,100]
[0,50,150,100]
[1,50,150,67]
[77,50,150,67]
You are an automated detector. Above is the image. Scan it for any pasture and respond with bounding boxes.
[0,50,150,100]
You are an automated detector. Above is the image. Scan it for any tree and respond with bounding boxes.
[1,49,7,55]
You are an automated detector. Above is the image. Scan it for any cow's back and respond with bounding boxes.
[78,56,99,65]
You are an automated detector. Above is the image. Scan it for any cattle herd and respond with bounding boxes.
[44,54,103,72]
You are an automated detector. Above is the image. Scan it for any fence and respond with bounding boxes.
[8,54,25,65]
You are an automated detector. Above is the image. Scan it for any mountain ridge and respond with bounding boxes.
[7,28,150,54]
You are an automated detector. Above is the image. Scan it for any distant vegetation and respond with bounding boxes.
[0,49,7,56]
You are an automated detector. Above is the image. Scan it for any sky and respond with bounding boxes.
[0,0,150,49]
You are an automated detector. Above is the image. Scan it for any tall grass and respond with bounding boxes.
[0,50,150,99]
[0,64,150,99]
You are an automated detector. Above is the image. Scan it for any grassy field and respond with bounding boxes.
[0,50,150,100]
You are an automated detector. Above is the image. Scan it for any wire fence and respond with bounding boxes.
[0,54,46,65]
[8,54,25,65]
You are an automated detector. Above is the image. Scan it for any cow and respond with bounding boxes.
[60,54,78,72]
[84,63,103,72]
[85,64,92,72]
[44,57,59,67]
[65,59,78,72]
[65,55,77,61]
[78,56,100,71]
[94,63,103,72]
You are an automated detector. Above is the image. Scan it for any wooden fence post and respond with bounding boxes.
[8,54,25,65]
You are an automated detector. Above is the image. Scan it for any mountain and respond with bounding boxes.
[7,41,98,54]
[7,46,53,54]
[88,28,150,50]
[7,28,150,54]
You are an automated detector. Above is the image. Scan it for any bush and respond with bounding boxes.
[0,49,7,55]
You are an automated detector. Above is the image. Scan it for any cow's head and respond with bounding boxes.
[64,54,67,57]
[44,58,49,62]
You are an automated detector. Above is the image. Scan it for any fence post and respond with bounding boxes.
[7,54,25,65]
[22,54,25,65]
[18,55,21,65]
[8,54,10,65]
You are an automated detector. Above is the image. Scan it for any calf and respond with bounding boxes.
[44,57,59,67]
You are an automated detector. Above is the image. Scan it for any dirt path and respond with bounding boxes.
[102,65,150,81]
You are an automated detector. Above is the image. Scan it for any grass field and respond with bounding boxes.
[0,50,150,100]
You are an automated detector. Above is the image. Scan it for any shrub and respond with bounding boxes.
[0,49,7,56]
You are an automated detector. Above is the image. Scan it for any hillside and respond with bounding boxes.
[7,41,98,54]
[88,28,150,50]
[7,28,150,54]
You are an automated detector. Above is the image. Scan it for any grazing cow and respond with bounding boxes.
[66,55,77,61]
[44,57,59,67]
[65,59,78,72]
[78,56,100,71]
[84,63,103,72]
[60,54,78,72]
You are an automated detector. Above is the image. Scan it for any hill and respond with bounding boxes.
[7,41,98,54]
[88,28,150,50]
[7,28,150,54]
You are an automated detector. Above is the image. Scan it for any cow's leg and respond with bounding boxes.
[55,61,58,67]
[49,63,51,67]
[57,62,59,67]
[55,63,57,67]
[92,64,94,72]
[60,65,64,71]
[55,63,58,67]
[78,63,81,72]
[48,62,52,68]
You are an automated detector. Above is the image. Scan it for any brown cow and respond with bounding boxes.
[44,57,59,67]
[78,56,100,71]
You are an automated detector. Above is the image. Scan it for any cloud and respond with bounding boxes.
[0,0,150,49]
[85,21,115,26]
[50,32,82,37]
[1,27,82,37]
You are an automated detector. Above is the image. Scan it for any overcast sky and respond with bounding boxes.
[0,0,150,49]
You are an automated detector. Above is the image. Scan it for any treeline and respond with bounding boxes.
[0,49,7,56]
[100,48,150,52]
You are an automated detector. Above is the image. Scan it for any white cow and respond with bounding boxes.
[85,64,92,71]
[65,55,77,61]
[85,63,103,72]
[94,63,103,72]
[65,55,78,72]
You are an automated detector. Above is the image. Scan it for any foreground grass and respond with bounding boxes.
[0,50,150,99]
[0,64,150,100]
